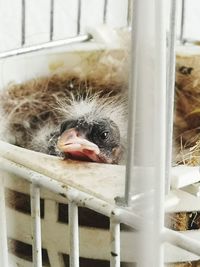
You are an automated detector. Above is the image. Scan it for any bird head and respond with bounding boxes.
[57,117,122,164]
[56,93,126,164]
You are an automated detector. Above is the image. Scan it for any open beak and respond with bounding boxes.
[57,128,101,162]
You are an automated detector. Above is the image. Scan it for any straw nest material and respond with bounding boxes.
[2,52,200,165]
[174,54,200,166]
[0,51,128,150]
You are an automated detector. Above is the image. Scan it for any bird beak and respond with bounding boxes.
[56,128,101,162]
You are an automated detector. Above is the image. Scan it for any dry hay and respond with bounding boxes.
[174,54,200,165]
[0,51,128,149]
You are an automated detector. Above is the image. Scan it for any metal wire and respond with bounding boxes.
[110,217,120,267]
[0,177,9,267]
[30,183,42,267]
[0,34,92,59]
[69,202,79,267]
[77,0,81,34]
[103,0,108,23]
[180,0,186,44]
[50,0,54,41]
[21,0,26,46]
[153,0,167,265]
[124,0,137,206]
[127,0,132,27]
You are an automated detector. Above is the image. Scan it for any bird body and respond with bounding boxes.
[0,71,128,164]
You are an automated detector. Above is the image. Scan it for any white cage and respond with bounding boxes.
[1,1,200,267]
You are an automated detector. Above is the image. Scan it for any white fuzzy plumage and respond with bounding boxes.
[57,93,127,143]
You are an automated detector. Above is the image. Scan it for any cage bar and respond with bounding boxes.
[0,176,9,267]
[110,217,120,267]
[30,183,42,267]
[21,0,26,46]
[124,0,137,206]
[0,34,91,59]
[153,0,167,265]
[180,0,186,43]
[127,0,132,27]
[77,0,81,34]
[165,0,177,194]
[103,0,108,23]
[69,202,79,267]
[163,228,200,256]
[50,0,54,41]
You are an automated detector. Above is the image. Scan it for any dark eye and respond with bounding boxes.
[100,131,109,140]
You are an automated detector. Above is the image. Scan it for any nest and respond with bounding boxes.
[174,54,200,165]
[0,51,128,149]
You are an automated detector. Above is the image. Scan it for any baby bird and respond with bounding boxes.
[0,71,127,164]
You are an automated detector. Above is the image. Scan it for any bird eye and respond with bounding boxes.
[100,131,109,140]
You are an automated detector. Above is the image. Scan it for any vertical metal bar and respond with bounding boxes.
[124,0,137,205]
[110,217,120,267]
[21,0,26,46]
[0,176,9,267]
[50,0,54,41]
[77,0,81,35]
[30,183,42,267]
[69,202,79,267]
[153,0,166,265]
[127,0,132,27]
[165,0,177,194]
[180,0,185,44]
[125,0,166,265]
[103,0,108,24]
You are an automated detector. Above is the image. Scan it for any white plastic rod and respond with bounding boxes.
[163,228,200,256]
[69,202,79,267]
[165,0,177,194]
[125,0,167,265]
[180,0,186,43]
[103,0,108,23]
[0,176,9,267]
[77,0,81,34]
[124,0,138,205]
[50,0,54,41]
[0,34,91,59]
[153,0,167,266]
[30,183,42,267]
[110,217,120,267]
[21,0,26,46]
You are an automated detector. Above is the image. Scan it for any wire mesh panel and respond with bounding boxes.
[0,0,131,52]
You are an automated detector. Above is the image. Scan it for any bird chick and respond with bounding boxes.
[0,72,127,164]
[30,94,126,164]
